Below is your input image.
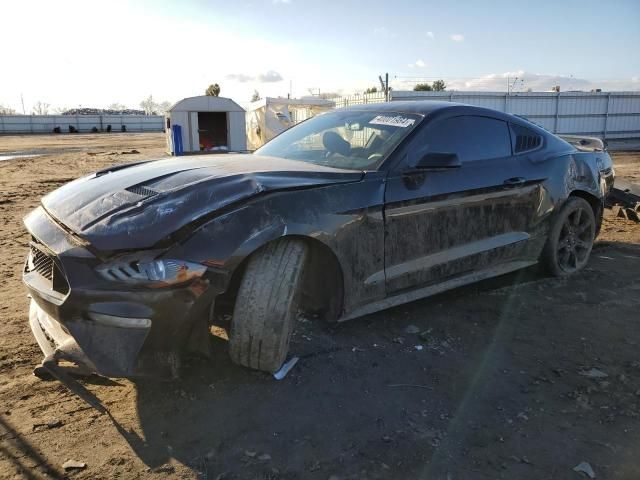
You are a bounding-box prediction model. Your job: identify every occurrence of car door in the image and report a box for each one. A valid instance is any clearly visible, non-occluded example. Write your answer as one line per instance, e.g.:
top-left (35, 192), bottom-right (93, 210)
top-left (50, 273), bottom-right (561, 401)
top-left (383, 114), bottom-right (543, 294)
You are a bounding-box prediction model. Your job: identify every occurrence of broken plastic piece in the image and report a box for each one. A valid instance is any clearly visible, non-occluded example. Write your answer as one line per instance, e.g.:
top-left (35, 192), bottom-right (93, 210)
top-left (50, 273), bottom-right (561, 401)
top-left (573, 461), bottom-right (596, 478)
top-left (62, 459), bottom-right (87, 470)
top-left (273, 356), bottom-right (299, 380)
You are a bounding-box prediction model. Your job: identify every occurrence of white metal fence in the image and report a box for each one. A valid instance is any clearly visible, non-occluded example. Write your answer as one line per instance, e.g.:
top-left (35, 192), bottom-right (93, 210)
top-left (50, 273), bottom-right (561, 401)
top-left (0, 114), bottom-right (164, 134)
top-left (330, 91), bottom-right (640, 140)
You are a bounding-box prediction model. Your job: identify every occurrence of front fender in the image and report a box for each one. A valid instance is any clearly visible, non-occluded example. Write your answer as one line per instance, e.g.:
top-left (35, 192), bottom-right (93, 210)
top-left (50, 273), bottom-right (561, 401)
top-left (165, 177), bottom-right (386, 314)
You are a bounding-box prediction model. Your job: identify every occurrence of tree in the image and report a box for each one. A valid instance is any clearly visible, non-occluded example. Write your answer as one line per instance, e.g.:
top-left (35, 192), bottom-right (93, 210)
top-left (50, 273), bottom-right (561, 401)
top-left (140, 95), bottom-right (158, 115)
top-left (413, 83), bottom-right (433, 92)
top-left (31, 101), bottom-right (50, 115)
top-left (364, 87), bottom-right (378, 94)
top-left (318, 92), bottom-right (339, 100)
top-left (251, 90), bottom-right (261, 102)
top-left (107, 102), bottom-right (127, 111)
top-left (157, 101), bottom-right (172, 114)
top-left (51, 106), bottom-right (70, 114)
top-left (432, 79), bottom-right (446, 91)
top-left (206, 83), bottom-right (221, 96)
top-left (0, 104), bottom-right (17, 115)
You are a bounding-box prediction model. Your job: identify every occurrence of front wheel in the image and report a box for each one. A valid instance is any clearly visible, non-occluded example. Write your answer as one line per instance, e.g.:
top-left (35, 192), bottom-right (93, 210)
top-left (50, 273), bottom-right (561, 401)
top-left (228, 238), bottom-right (308, 373)
top-left (540, 197), bottom-right (596, 276)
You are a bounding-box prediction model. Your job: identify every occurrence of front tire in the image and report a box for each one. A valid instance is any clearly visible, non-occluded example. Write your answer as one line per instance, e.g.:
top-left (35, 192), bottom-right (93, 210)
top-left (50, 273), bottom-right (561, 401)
top-left (228, 238), bottom-right (308, 372)
top-left (540, 197), bottom-right (596, 276)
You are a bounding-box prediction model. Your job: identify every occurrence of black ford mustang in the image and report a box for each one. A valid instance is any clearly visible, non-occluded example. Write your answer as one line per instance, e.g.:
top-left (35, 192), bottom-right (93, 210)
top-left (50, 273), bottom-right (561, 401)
top-left (23, 101), bottom-right (614, 378)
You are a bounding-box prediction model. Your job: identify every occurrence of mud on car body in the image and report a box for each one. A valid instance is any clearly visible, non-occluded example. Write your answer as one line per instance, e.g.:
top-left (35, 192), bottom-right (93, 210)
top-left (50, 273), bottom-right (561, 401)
top-left (23, 102), bottom-right (614, 378)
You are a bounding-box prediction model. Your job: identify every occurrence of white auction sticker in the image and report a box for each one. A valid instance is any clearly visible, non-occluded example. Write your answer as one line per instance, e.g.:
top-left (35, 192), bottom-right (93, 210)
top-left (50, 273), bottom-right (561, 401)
top-left (369, 115), bottom-right (416, 128)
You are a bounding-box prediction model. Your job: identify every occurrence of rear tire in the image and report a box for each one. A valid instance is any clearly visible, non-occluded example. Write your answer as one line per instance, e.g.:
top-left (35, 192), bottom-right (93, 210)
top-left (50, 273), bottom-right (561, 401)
top-left (228, 238), bottom-right (308, 372)
top-left (540, 197), bottom-right (596, 277)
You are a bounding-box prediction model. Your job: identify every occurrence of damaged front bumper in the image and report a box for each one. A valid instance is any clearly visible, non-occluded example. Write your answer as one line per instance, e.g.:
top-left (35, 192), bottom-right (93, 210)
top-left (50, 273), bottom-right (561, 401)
top-left (23, 207), bottom-right (229, 378)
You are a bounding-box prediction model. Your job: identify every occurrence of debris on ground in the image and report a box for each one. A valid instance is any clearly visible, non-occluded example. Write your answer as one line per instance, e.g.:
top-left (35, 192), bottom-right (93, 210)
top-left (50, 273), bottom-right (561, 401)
top-left (387, 383), bottom-right (432, 390)
top-left (273, 357), bottom-right (299, 380)
top-left (607, 179), bottom-right (640, 223)
top-left (405, 325), bottom-right (420, 334)
top-left (32, 418), bottom-right (62, 431)
top-left (615, 206), bottom-right (640, 222)
top-left (579, 368), bottom-right (609, 378)
top-left (573, 461), bottom-right (596, 478)
top-left (62, 459), bottom-right (87, 470)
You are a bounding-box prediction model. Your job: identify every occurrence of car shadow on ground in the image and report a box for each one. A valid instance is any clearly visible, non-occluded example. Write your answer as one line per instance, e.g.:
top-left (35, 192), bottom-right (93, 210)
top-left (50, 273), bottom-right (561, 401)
top-left (97, 241), bottom-right (640, 479)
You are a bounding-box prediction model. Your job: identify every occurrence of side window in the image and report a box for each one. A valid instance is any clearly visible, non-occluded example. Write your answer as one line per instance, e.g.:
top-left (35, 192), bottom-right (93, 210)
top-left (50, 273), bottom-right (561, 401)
top-left (422, 116), bottom-right (512, 162)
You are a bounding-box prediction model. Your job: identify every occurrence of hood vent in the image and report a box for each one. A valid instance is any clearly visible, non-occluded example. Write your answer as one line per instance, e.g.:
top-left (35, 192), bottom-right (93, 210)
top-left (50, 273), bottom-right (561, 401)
top-left (125, 185), bottom-right (159, 198)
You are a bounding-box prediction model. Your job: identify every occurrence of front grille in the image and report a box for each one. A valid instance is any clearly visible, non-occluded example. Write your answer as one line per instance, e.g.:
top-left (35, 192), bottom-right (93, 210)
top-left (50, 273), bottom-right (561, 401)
top-left (27, 242), bottom-right (70, 295)
top-left (30, 244), bottom-right (54, 280)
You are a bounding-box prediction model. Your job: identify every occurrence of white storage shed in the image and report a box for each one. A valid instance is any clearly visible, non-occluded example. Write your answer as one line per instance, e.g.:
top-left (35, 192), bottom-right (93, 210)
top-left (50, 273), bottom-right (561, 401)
top-left (165, 96), bottom-right (247, 155)
top-left (245, 97), bottom-right (335, 150)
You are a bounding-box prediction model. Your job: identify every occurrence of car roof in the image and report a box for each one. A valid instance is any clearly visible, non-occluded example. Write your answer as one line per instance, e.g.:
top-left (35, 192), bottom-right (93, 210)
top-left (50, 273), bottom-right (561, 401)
top-left (341, 100), bottom-right (522, 124)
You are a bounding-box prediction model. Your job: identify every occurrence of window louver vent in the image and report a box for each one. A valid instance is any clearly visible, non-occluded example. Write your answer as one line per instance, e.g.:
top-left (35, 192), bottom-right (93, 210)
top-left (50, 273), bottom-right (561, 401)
top-left (515, 134), bottom-right (542, 153)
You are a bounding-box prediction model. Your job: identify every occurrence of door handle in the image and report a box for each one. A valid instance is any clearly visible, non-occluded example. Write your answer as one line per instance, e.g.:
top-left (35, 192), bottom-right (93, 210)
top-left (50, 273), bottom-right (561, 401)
top-left (503, 177), bottom-right (526, 186)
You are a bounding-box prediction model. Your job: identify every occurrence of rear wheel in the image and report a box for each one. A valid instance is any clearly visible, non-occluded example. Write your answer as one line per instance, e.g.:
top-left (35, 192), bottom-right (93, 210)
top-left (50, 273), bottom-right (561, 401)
top-left (540, 197), bottom-right (596, 276)
top-left (228, 238), bottom-right (308, 372)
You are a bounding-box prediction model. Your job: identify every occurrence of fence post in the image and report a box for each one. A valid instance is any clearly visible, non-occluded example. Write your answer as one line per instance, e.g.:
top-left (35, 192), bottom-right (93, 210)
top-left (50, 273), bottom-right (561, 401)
top-left (553, 93), bottom-right (560, 134)
top-left (603, 93), bottom-right (611, 140)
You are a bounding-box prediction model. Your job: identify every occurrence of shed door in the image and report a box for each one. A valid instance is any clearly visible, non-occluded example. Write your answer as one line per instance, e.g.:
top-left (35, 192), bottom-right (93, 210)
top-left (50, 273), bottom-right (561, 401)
top-left (197, 112), bottom-right (228, 151)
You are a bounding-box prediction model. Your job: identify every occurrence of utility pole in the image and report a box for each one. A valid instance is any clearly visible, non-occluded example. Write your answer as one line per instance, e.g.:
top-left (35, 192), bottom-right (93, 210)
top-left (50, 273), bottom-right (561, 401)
top-left (20, 94), bottom-right (25, 114)
top-left (378, 73), bottom-right (390, 102)
top-left (385, 72), bottom-right (389, 102)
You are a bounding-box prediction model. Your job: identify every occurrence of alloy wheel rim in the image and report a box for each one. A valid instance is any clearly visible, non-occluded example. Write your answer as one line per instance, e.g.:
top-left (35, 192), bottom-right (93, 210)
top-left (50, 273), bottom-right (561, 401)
top-left (557, 207), bottom-right (593, 272)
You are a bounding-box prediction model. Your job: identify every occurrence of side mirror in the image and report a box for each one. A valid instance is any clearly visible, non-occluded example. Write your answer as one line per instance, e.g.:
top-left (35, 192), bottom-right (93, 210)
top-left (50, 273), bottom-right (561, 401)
top-left (415, 152), bottom-right (461, 169)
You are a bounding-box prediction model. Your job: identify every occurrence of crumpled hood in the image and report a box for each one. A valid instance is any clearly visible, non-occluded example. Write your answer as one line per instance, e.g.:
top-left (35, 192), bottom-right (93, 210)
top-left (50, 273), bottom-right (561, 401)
top-left (42, 154), bottom-right (363, 251)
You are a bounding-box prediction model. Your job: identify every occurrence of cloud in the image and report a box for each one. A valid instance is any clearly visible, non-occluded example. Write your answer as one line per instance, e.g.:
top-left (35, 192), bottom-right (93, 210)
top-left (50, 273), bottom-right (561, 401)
top-left (390, 70), bottom-right (640, 93)
top-left (256, 70), bottom-right (284, 82)
top-left (225, 73), bottom-right (254, 83)
top-left (272, 0), bottom-right (291, 3)
top-left (426, 31), bottom-right (434, 39)
top-left (226, 70), bottom-right (283, 83)
top-left (408, 59), bottom-right (427, 68)
top-left (450, 34), bottom-right (464, 42)
top-left (445, 70), bottom-right (639, 92)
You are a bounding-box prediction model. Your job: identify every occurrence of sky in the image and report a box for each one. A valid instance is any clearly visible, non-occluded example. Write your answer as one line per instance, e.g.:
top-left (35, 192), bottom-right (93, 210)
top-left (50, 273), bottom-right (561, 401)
top-left (1, 0), bottom-right (639, 113)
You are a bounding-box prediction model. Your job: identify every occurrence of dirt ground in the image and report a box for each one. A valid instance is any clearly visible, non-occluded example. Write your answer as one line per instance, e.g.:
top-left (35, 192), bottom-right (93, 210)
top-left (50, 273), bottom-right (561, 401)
top-left (1, 133), bottom-right (639, 480)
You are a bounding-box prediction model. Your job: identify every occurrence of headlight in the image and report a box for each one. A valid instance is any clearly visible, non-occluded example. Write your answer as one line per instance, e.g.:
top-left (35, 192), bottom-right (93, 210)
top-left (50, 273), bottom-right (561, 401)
top-left (97, 254), bottom-right (207, 287)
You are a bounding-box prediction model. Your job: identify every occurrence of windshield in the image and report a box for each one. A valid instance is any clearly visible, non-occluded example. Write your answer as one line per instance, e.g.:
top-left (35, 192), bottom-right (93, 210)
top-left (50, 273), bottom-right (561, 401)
top-left (255, 110), bottom-right (422, 170)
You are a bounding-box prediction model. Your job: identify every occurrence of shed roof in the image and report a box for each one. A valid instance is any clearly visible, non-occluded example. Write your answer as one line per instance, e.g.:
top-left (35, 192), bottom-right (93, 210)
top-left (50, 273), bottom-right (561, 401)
top-left (169, 96), bottom-right (245, 113)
